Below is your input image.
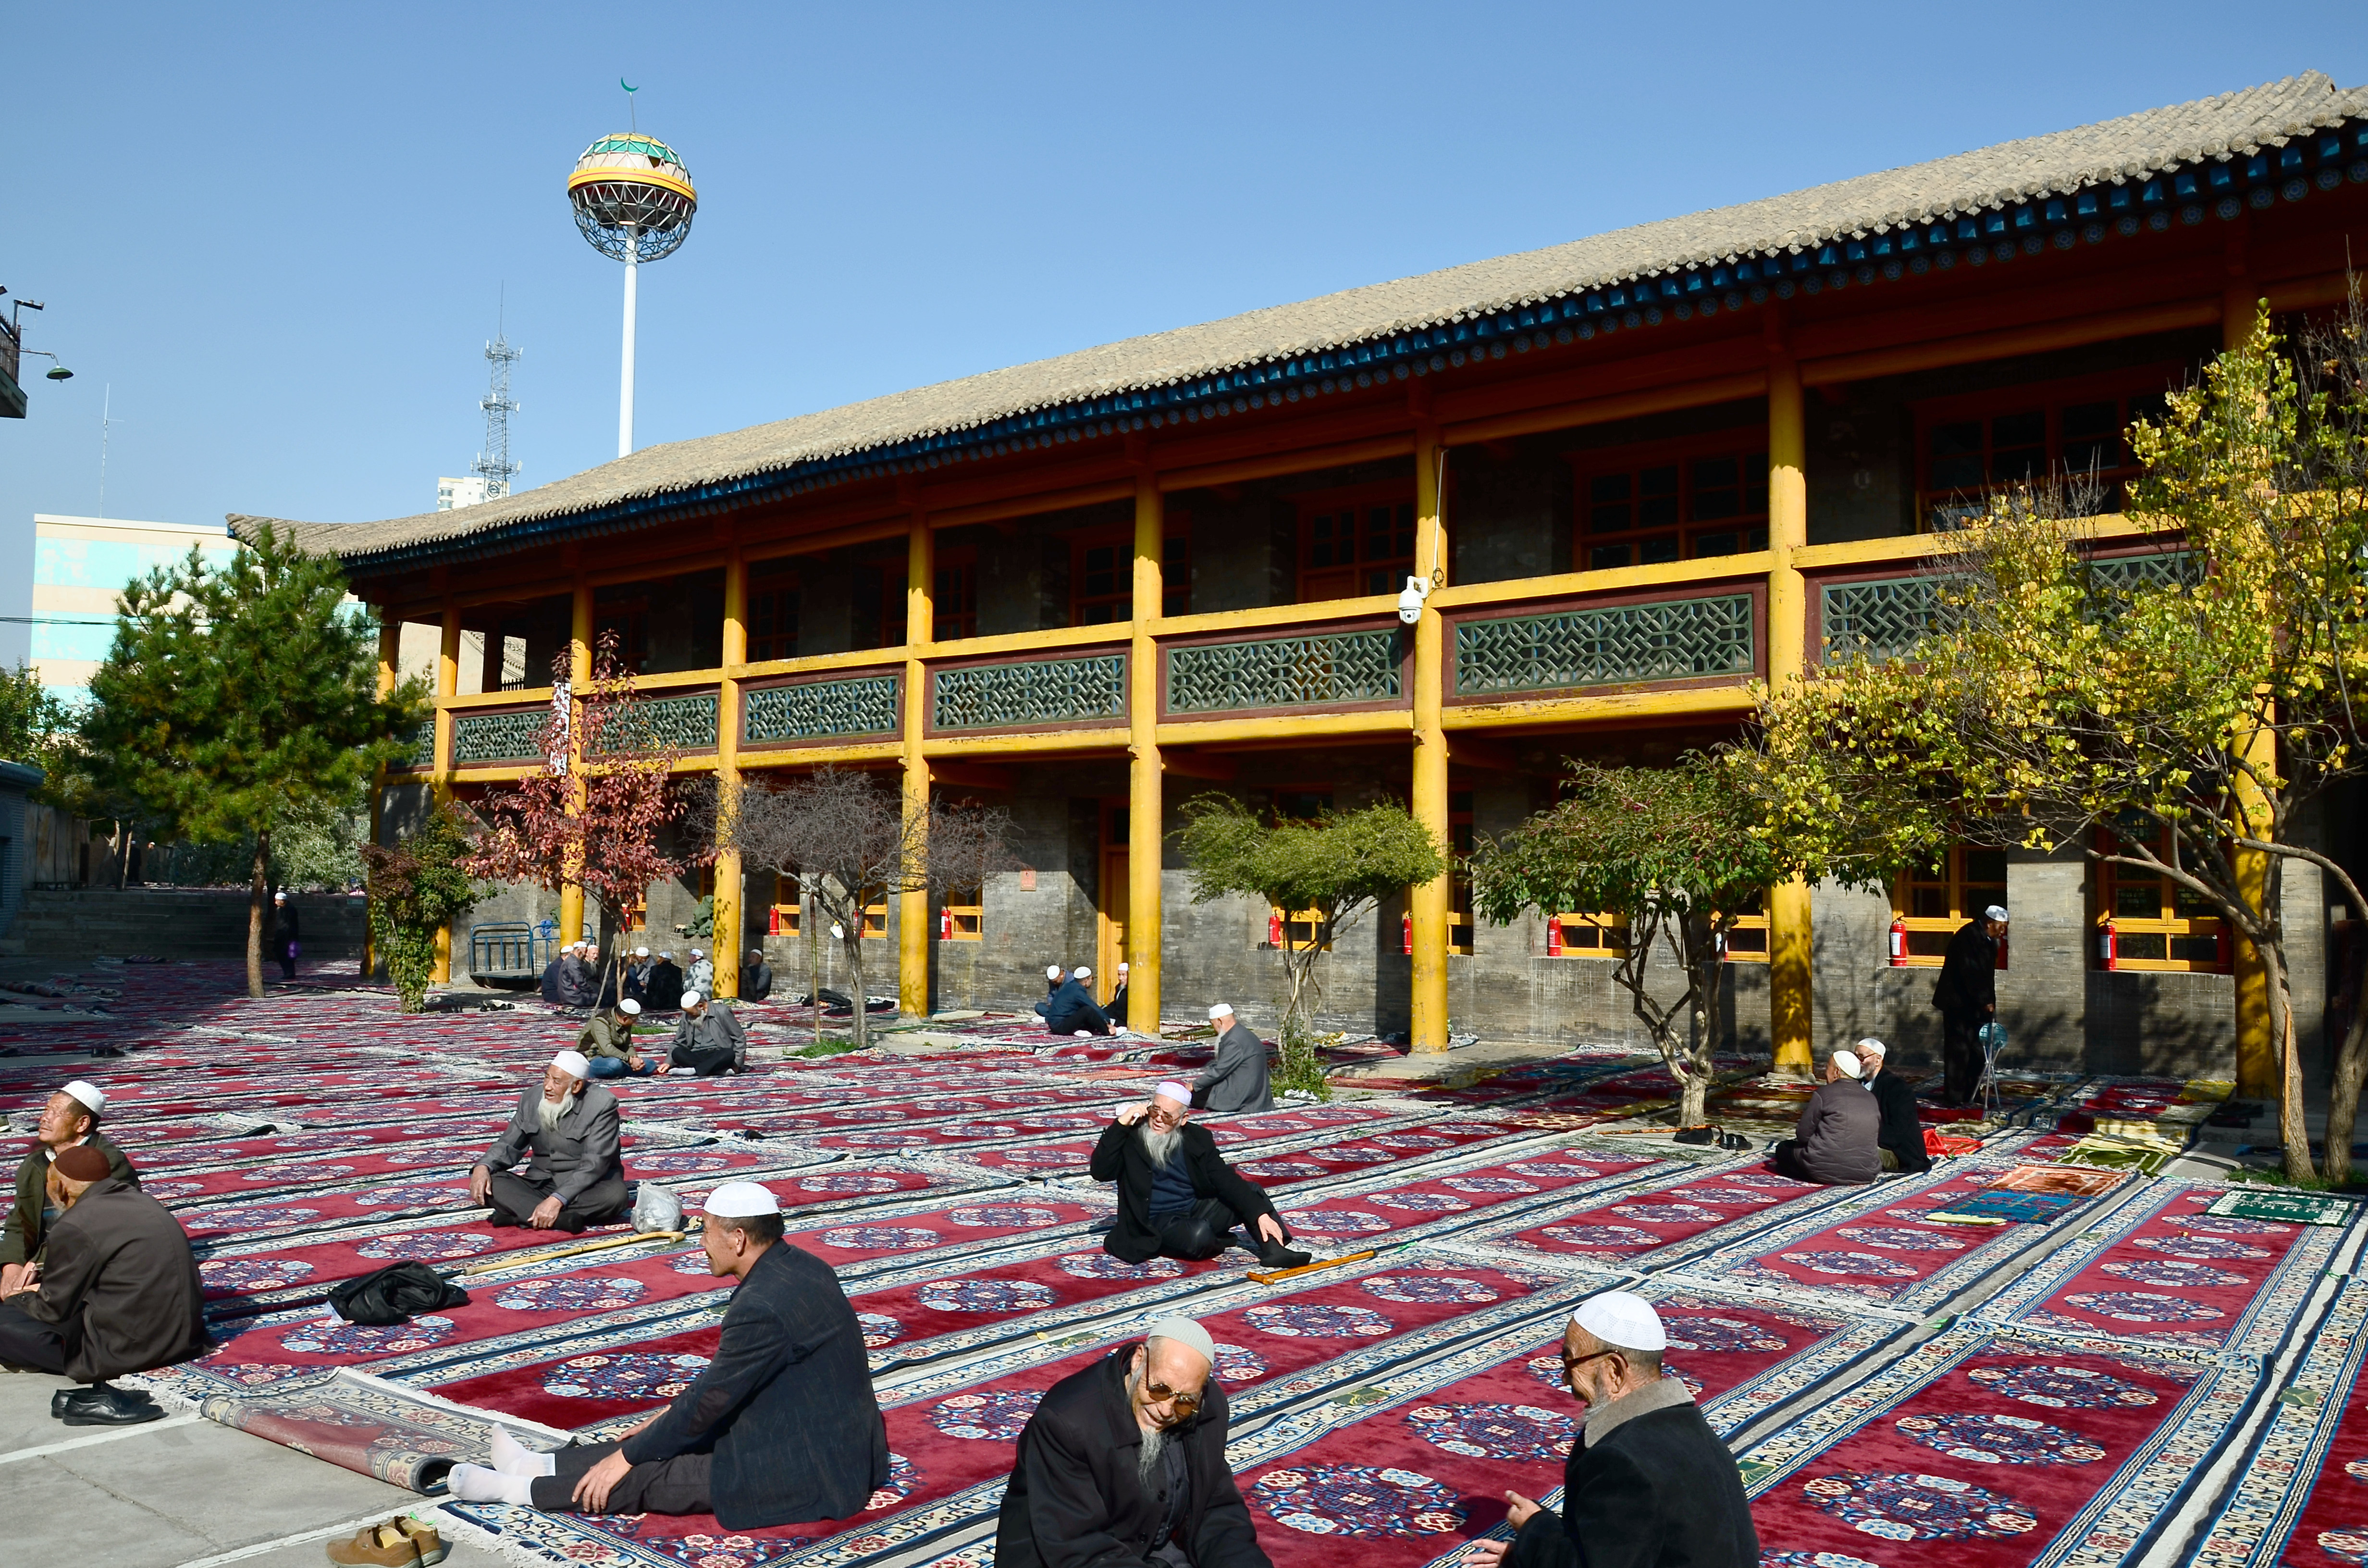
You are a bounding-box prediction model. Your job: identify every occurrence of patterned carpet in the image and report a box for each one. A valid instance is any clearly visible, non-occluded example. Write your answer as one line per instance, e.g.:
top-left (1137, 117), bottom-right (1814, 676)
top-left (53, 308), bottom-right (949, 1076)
top-left (0, 959), bottom-right (2352, 1568)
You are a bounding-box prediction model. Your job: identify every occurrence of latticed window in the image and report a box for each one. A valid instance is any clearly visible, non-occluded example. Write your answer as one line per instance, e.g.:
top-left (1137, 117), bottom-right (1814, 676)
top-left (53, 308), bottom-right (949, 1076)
top-left (1298, 488), bottom-right (1418, 601)
top-left (1575, 444), bottom-right (1766, 570)
top-left (1917, 373), bottom-right (2173, 531)
top-left (1892, 846), bottom-right (2009, 966)
top-left (1073, 532), bottom-right (1188, 625)
top-left (2094, 825), bottom-right (2227, 971)
top-left (748, 565), bottom-right (799, 662)
top-left (871, 552), bottom-right (978, 647)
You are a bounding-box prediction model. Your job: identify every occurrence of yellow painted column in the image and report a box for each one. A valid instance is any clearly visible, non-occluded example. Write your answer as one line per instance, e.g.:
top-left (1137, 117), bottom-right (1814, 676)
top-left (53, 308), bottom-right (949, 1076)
top-left (1765, 354), bottom-right (1815, 1074)
top-left (899, 514), bottom-right (934, 1017)
top-left (431, 610), bottom-right (460, 982)
top-left (1410, 426), bottom-right (1452, 1054)
top-left (2224, 285), bottom-right (2277, 1096)
top-left (559, 583), bottom-right (592, 945)
top-left (364, 618), bottom-right (398, 982)
top-left (713, 554), bottom-right (746, 1000)
top-left (1128, 474), bottom-right (1165, 1036)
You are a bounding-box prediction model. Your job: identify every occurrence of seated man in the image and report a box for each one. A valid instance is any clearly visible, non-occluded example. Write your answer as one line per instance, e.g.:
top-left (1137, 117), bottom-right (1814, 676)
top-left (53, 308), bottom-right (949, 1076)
top-left (623, 946), bottom-right (655, 1004)
top-left (1040, 967), bottom-right (1110, 1037)
top-left (1475, 1291), bottom-right (1759, 1568)
top-left (448, 1181), bottom-right (889, 1526)
top-left (1030, 963), bottom-right (1065, 1019)
top-left (1768, 1049), bottom-right (1880, 1185)
top-left (1, 1080), bottom-right (136, 1298)
top-left (1091, 1082), bottom-right (1308, 1270)
top-left (644, 950), bottom-right (686, 1013)
top-left (1193, 1004), bottom-right (1272, 1113)
top-left (669, 992), bottom-right (748, 1077)
top-left (0, 1143), bottom-right (209, 1426)
top-left (688, 948), bottom-right (715, 995)
top-left (559, 942), bottom-right (604, 1009)
top-left (469, 1051), bottom-right (629, 1231)
top-left (578, 998), bottom-right (665, 1079)
top-left (538, 947), bottom-right (568, 1004)
top-left (998, 1315), bottom-right (1270, 1568)
top-left (1855, 1038), bottom-right (1930, 1174)
top-left (1104, 962), bottom-right (1129, 1029)
top-left (741, 948), bottom-right (775, 1002)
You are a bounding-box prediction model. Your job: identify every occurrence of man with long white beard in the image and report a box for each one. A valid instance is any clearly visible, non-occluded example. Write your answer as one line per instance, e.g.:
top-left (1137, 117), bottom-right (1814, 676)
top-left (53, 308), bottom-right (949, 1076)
top-left (468, 1051), bottom-right (629, 1232)
top-left (997, 1315), bottom-right (1271, 1568)
top-left (1089, 1082), bottom-right (1308, 1269)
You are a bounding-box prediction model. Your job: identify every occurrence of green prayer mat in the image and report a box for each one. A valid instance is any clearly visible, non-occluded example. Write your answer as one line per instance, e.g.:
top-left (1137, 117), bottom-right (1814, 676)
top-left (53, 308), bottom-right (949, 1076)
top-left (2206, 1188), bottom-right (2358, 1226)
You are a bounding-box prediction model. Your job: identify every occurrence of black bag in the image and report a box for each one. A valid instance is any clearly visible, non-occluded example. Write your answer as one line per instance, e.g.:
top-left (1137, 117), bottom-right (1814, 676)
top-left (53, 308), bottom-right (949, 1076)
top-left (326, 1262), bottom-right (471, 1326)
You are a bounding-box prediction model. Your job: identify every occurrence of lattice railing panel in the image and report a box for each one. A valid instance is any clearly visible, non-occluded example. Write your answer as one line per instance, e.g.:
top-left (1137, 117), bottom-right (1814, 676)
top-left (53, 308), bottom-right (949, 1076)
top-left (1820, 576), bottom-right (1962, 663)
top-left (398, 722), bottom-right (437, 771)
top-left (593, 693), bottom-right (718, 754)
top-left (1167, 630), bottom-right (1400, 713)
top-left (934, 655), bottom-right (1126, 730)
top-left (2087, 551), bottom-right (2201, 594)
top-left (1455, 595), bottom-right (1754, 693)
top-left (744, 676), bottom-right (899, 743)
top-left (451, 710), bottom-right (545, 766)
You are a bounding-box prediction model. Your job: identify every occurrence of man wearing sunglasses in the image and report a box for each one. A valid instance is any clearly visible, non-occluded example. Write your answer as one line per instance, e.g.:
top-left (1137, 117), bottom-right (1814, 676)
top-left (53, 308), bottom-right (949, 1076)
top-left (1470, 1291), bottom-right (1757, 1568)
top-left (998, 1314), bottom-right (1270, 1568)
top-left (1090, 1082), bottom-right (1308, 1270)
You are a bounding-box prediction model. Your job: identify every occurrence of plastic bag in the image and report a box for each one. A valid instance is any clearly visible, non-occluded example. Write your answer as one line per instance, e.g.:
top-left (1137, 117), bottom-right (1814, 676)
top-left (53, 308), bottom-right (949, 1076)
top-left (633, 1182), bottom-right (685, 1235)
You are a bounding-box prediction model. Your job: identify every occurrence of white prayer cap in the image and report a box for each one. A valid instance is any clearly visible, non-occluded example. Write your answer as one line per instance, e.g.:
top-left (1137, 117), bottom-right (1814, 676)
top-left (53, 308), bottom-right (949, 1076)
top-left (1855, 1037), bottom-right (1887, 1057)
top-left (681, 991), bottom-right (705, 1009)
top-left (660, 950), bottom-right (676, 959)
top-left (1118, 962), bottom-right (1129, 973)
top-left (1047, 965), bottom-right (1064, 980)
top-left (1143, 1314), bottom-right (1217, 1365)
top-left (273, 890), bottom-right (287, 901)
top-left (1570, 1289), bottom-right (1667, 1353)
top-left (1985, 905), bottom-right (2010, 922)
top-left (617, 998), bottom-right (642, 1017)
top-left (1073, 966), bottom-right (1092, 980)
top-left (551, 1050), bottom-right (591, 1079)
top-left (635, 946), bottom-right (650, 957)
top-left (691, 948), bottom-right (705, 958)
top-left (703, 1181), bottom-right (780, 1217)
top-left (59, 1080), bottom-right (106, 1115)
top-left (1831, 1049), bottom-right (1863, 1080)
top-left (1208, 1003), bottom-right (1233, 1020)
top-left (1152, 1080), bottom-right (1192, 1104)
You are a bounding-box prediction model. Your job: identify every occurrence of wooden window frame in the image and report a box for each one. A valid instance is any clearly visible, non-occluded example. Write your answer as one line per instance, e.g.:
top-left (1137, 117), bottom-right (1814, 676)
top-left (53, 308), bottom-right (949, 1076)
top-left (592, 596), bottom-right (651, 674)
top-left (2094, 826), bottom-right (2229, 973)
top-left (1913, 365), bottom-right (2181, 533)
top-left (770, 872), bottom-right (802, 937)
top-left (1071, 527), bottom-right (1188, 626)
top-left (1891, 845), bottom-right (2010, 968)
top-left (1294, 484), bottom-right (1419, 604)
top-left (1569, 436), bottom-right (1768, 572)
top-left (747, 566), bottom-right (801, 663)
top-left (1723, 896), bottom-right (1769, 964)
top-left (1550, 911), bottom-right (1629, 958)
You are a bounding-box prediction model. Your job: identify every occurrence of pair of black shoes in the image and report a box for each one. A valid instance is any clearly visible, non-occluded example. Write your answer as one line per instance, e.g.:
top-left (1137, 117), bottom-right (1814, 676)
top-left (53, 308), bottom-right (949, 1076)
top-left (1235, 1231), bottom-right (1312, 1270)
top-left (53, 1382), bottom-right (162, 1426)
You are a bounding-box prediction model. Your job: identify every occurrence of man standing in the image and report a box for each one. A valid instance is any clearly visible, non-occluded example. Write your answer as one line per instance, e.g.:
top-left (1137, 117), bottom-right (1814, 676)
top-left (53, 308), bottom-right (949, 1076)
top-left (742, 948), bottom-right (775, 1002)
top-left (1193, 1004), bottom-right (1272, 1113)
top-left (1855, 1039), bottom-right (1929, 1174)
top-left (1933, 905), bottom-right (2007, 1106)
top-left (579, 998), bottom-right (665, 1079)
top-left (271, 890), bottom-right (302, 981)
top-left (447, 1182), bottom-right (888, 1525)
top-left (0, 1142), bottom-right (209, 1427)
top-left (0, 1082), bottom-right (136, 1298)
top-left (669, 992), bottom-right (749, 1077)
top-left (644, 950), bottom-right (686, 1013)
top-left (1473, 1291), bottom-right (1758, 1568)
top-left (1091, 1082), bottom-right (1308, 1269)
top-left (469, 1052), bottom-right (629, 1231)
top-left (998, 1315), bottom-right (1270, 1568)
top-left (1768, 1050), bottom-right (1880, 1185)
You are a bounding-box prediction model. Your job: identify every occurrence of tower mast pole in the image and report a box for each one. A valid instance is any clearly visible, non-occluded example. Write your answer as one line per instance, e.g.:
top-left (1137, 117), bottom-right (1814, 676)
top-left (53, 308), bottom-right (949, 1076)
top-left (618, 226), bottom-right (638, 457)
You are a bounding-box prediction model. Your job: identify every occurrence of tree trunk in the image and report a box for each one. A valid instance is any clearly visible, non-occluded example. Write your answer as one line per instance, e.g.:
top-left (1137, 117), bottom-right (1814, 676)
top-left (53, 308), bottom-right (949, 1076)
top-left (2321, 999), bottom-right (2368, 1185)
top-left (2268, 943), bottom-right (2314, 1182)
top-left (844, 930), bottom-right (869, 1051)
top-left (246, 832), bottom-right (271, 1000)
top-left (1677, 1068), bottom-right (1709, 1126)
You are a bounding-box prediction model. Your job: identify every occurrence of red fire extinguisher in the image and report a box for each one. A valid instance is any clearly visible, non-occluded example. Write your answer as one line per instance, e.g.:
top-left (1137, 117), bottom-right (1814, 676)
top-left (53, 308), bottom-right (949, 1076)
top-left (1888, 918), bottom-right (1907, 967)
top-left (1402, 913), bottom-right (1414, 956)
top-left (2100, 919), bottom-right (2119, 970)
top-left (939, 907), bottom-right (953, 940)
top-left (766, 906), bottom-right (782, 936)
top-left (1268, 911), bottom-right (1283, 948)
top-left (1546, 917), bottom-right (1564, 957)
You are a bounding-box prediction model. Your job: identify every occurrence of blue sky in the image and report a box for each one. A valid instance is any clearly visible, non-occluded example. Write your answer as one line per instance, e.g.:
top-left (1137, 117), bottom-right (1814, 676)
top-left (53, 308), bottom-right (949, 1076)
top-left (4, 3), bottom-right (2365, 665)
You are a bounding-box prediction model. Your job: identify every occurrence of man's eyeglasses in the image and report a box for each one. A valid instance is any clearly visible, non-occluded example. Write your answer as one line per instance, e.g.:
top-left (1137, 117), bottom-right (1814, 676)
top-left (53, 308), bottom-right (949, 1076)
top-left (1145, 1104), bottom-right (1184, 1129)
top-left (1560, 1348), bottom-right (1622, 1379)
top-left (1140, 1378), bottom-right (1202, 1414)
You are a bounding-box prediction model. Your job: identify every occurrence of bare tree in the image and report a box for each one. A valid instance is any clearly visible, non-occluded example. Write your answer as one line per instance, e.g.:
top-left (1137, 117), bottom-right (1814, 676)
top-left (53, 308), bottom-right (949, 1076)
top-left (693, 767), bottom-right (1015, 1049)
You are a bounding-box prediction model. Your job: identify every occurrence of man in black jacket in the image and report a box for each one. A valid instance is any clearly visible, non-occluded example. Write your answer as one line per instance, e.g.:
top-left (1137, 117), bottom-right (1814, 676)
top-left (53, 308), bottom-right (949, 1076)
top-left (998, 1315), bottom-right (1271, 1568)
top-left (271, 891), bottom-right (301, 980)
top-left (1474, 1290), bottom-right (1758, 1568)
top-left (742, 948), bottom-right (775, 1002)
top-left (1090, 1083), bottom-right (1307, 1269)
top-left (644, 950), bottom-right (686, 1013)
top-left (447, 1181), bottom-right (889, 1527)
top-left (1855, 1038), bottom-right (1930, 1174)
top-left (1038, 967), bottom-right (1110, 1036)
top-left (1932, 905), bottom-right (2007, 1105)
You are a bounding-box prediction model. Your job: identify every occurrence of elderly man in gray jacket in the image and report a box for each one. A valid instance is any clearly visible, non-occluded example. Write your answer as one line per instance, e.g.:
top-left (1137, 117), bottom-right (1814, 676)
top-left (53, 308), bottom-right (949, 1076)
top-left (669, 992), bottom-right (749, 1077)
top-left (469, 1050), bottom-right (630, 1231)
top-left (1193, 1004), bottom-right (1273, 1113)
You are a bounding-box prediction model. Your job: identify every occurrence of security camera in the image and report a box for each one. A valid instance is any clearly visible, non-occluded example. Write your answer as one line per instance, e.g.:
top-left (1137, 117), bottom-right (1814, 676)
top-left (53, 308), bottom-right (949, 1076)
top-left (1396, 575), bottom-right (1431, 625)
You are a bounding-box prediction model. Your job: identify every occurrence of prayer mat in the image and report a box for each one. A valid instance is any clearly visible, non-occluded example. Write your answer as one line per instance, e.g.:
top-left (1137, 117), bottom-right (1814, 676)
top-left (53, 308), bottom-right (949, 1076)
top-left (1445, 1157), bottom-right (1836, 1268)
top-left (1972, 1180), bottom-right (2363, 1358)
top-left (2206, 1188), bottom-right (2359, 1226)
top-left (1934, 1188), bottom-right (2089, 1224)
top-left (180, 1365), bottom-right (572, 1491)
top-left (1732, 1324), bottom-right (2262, 1568)
top-left (1992, 1163), bottom-right (2128, 1197)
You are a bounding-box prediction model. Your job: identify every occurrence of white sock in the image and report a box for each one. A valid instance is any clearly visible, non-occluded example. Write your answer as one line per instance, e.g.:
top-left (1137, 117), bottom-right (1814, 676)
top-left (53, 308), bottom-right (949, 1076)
top-left (489, 1425), bottom-right (556, 1477)
top-left (447, 1463), bottom-right (535, 1505)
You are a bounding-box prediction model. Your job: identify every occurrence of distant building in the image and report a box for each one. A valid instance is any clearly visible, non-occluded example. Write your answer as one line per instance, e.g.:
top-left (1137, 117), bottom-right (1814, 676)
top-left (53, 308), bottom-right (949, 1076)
top-left (437, 476), bottom-right (488, 512)
top-left (30, 514), bottom-right (237, 705)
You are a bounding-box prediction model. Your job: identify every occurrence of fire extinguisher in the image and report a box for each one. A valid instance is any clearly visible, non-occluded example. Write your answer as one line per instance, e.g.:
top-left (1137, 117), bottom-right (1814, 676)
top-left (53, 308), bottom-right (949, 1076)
top-left (2100, 919), bottom-right (2119, 970)
top-left (939, 907), bottom-right (953, 940)
top-left (1547, 917), bottom-right (1564, 957)
top-left (1268, 911), bottom-right (1283, 948)
top-left (1402, 913), bottom-right (1414, 956)
top-left (766, 906), bottom-right (782, 936)
top-left (1888, 918), bottom-right (1907, 967)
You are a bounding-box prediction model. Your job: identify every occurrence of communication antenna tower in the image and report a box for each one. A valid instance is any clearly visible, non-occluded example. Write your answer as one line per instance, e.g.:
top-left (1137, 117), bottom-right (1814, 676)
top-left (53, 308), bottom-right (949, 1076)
top-left (472, 328), bottom-right (523, 500)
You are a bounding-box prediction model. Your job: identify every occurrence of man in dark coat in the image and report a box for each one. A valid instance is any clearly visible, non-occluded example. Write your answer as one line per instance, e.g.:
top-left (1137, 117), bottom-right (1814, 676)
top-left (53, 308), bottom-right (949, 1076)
top-left (271, 891), bottom-right (301, 980)
top-left (1768, 1050), bottom-right (1880, 1185)
top-left (1193, 1003), bottom-right (1273, 1113)
top-left (1475, 1290), bottom-right (1758, 1568)
top-left (1038, 967), bottom-right (1110, 1036)
top-left (0, 1142), bottom-right (209, 1426)
top-left (469, 1052), bottom-right (629, 1230)
top-left (447, 1181), bottom-right (889, 1527)
top-left (558, 943), bottom-right (602, 1008)
top-left (742, 948), bottom-right (775, 1002)
top-left (1090, 1082), bottom-right (1307, 1269)
top-left (0, 1081), bottom-right (137, 1298)
top-left (1104, 962), bottom-right (1129, 1029)
top-left (644, 950), bottom-right (686, 1012)
top-left (1932, 905), bottom-right (2007, 1106)
top-left (1856, 1039), bottom-right (1930, 1174)
top-left (998, 1315), bottom-right (1270, 1568)
top-left (540, 947), bottom-right (568, 1004)
top-left (669, 992), bottom-right (749, 1077)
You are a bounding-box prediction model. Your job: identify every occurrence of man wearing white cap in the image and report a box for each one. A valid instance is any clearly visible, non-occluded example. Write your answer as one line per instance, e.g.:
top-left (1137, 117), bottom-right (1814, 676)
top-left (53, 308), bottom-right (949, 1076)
top-left (1036, 966), bottom-right (1110, 1037)
top-left (622, 945), bottom-right (655, 1004)
top-left (451, 1179), bottom-right (888, 1523)
top-left (1933, 905), bottom-right (2008, 1106)
top-left (667, 991), bottom-right (748, 1077)
top-left (1474, 1291), bottom-right (1757, 1568)
top-left (644, 948), bottom-right (686, 1012)
top-left (1855, 1039), bottom-right (1929, 1174)
top-left (1767, 1049), bottom-right (1880, 1185)
top-left (579, 997), bottom-right (664, 1079)
top-left (1093, 1084), bottom-right (1308, 1270)
top-left (0, 1081), bottom-right (137, 1298)
top-left (1193, 1004), bottom-right (1272, 1113)
top-left (741, 947), bottom-right (775, 1002)
top-left (1104, 961), bottom-right (1130, 1029)
top-left (468, 1052), bottom-right (629, 1231)
top-left (687, 948), bottom-right (715, 995)
top-left (999, 1313), bottom-right (1270, 1568)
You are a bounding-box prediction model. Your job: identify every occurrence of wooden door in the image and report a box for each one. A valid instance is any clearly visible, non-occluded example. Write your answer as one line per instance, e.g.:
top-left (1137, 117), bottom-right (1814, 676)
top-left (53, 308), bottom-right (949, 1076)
top-left (1098, 847), bottom-right (1128, 995)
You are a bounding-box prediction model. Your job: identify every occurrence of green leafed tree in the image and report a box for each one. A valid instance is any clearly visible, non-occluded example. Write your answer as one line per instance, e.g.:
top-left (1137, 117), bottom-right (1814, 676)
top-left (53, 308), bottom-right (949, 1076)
top-left (80, 524), bottom-right (428, 998)
top-left (360, 806), bottom-right (482, 1012)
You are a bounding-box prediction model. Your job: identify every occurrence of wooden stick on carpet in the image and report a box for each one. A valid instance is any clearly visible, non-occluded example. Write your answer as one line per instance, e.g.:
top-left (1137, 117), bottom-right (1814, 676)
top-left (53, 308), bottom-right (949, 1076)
top-left (457, 1228), bottom-right (689, 1276)
top-left (1248, 1248), bottom-right (1379, 1286)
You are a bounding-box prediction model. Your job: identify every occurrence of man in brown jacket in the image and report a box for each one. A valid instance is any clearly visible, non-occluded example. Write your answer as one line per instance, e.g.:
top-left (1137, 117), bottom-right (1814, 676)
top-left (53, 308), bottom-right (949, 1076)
top-left (0, 1143), bottom-right (208, 1424)
top-left (0, 1080), bottom-right (137, 1297)
top-left (1768, 1049), bottom-right (1881, 1185)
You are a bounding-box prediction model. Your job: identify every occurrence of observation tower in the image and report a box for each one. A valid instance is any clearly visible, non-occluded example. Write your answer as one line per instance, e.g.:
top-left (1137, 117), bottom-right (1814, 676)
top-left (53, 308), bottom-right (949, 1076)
top-left (567, 132), bottom-right (696, 457)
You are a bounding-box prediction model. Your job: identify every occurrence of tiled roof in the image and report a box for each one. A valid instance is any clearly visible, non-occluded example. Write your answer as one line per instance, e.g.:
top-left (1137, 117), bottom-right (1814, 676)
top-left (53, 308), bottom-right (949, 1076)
top-left (241, 71), bottom-right (2368, 572)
